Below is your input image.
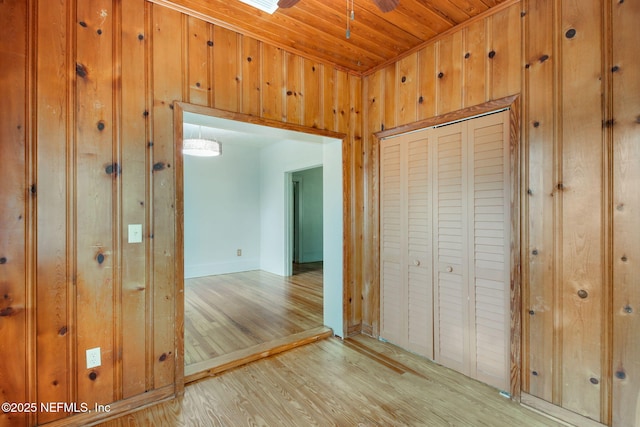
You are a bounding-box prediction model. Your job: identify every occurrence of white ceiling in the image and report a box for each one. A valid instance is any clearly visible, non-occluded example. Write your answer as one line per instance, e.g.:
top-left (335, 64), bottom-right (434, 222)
top-left (183, 111), bottom-right (326, 149)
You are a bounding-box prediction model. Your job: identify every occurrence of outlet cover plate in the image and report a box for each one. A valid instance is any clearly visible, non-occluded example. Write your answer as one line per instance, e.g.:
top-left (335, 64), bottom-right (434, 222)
top-left (86, 347), bottom-right (101, 369)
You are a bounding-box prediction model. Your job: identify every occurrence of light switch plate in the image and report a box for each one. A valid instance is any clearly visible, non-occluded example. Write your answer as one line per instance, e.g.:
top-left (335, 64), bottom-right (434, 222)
top-left (128, 224), bottom-right (143, 243)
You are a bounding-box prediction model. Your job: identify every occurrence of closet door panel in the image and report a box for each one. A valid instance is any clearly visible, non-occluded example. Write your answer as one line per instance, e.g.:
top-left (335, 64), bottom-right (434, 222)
top-left (407, 136), bottom-right (433, 358)
top-left (380, 141), bottom-right (405, 343)
top-left (469, 111), bottom-right (510, 391)
top-left (433, 123), bottom-right (469, 374)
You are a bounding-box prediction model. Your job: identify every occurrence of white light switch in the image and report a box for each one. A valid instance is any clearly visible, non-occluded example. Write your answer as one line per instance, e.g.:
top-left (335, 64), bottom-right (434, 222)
top-left (128, 224), bottom-right (143, 243)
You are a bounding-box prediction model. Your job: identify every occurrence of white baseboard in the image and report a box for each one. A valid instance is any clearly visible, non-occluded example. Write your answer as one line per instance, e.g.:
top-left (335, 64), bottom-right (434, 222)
top-left (184, 258), bottom-right (260, 278)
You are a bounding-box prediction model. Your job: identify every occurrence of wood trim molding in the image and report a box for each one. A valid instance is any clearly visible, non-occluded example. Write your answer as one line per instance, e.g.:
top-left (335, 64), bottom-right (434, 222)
top-left (172, 101), bottom-right (348, 384)
top-left (374, 95), bottom-right (519, 140)
top-left (173, 103), bottom-right (186, 397)
top-left (371, 94), bottom-right (522, 400)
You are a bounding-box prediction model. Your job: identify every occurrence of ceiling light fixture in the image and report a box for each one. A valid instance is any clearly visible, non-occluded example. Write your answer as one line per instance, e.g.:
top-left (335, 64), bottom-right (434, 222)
top-left (183, 127), bottom-right (222, 157)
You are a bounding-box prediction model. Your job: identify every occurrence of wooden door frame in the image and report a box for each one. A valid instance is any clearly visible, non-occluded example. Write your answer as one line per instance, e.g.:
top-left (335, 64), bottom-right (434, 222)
top-left (371, 95), bottom-right (522, 400)
top-left (172, 102), bottom-right (348, 394)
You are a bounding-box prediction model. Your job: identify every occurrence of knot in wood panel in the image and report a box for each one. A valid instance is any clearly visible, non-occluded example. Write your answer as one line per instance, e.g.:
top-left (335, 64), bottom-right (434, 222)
top-left (76, 62), bottom-right (89, 78)
top-left (0, 307), bottom-right (15, 317)
top-left (105, 163), bottom-right (121, 176)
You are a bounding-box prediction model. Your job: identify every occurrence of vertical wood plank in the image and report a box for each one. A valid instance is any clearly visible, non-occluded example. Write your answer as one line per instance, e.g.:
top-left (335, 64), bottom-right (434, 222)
top-left (150, 3), bottom-right (181, 389)
top-left (522, 0), bottom-right (555, 403)
top-left (336, 70), bottom-right (352, 333)
top-left (336, 70), bottom-right (350, 134)
top-left (186, 16), bottom-right (210, 107)
top-left (383, 64), bottom-right (396, 130)
top-left (322, 65), bottom-right (336, 131)
top-left (241, 36), bottom-right (261, 117)
top-left (302, 58), bottom-right (322, 129)
top-left (350, 73), bottom-right (363, 335)
top-left (213, 26), bottom-right (240, 112)
top-left (285, 52), bottom-right (302, 125)
top-left (463, 19), bottom-right (487, 107)
top-left (560, 0), bottom-right (604, 420)
top-left (0, 0), bottom-right (28, 425)
top-left (417, 44), bottom-right (436, 121)
top-left (75, 0), bottom-right (115, 405)
top-left (261, 43), bottom-right (284, 121)
top-left (363, 70), bottom-right (382, 335)
top-left (436, 32), bottom-right (464, 115)
top-left (33, 0), bottom-right (72, 423)
top-left (396, 54), bottom-right (417, 126)
top-left (489, 3), bottom-right (522, 100)
top-left (612, 0), bottom-right (640, 425)
top-left (120, 0), bottom-right (148, 399)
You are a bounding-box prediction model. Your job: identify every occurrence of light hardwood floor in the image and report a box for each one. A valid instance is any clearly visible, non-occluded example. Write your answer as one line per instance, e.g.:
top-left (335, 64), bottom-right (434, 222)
top-left (184, 263), bottom-right (324, 367)
top-left (98, 334), bottom-right (562, 427)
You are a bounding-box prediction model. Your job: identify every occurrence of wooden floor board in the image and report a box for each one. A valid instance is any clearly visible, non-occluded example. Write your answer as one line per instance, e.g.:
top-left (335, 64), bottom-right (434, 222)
top-left (98, 335), bottom-right (562, 427)
top-left (184, 262), bottom-right (324, 366)
top-left (97, 263), bottom-right (563, 426)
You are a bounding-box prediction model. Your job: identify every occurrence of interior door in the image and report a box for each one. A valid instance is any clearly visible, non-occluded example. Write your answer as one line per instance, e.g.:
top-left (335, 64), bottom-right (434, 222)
top-left (380, 132), bottom-right (433, 358)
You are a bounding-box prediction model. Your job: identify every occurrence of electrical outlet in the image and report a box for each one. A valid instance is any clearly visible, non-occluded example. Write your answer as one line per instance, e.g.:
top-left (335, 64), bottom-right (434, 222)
top-left (86, 347), bottom-right (101, 369)
top-left (237, 249), bottom-right (242, 256)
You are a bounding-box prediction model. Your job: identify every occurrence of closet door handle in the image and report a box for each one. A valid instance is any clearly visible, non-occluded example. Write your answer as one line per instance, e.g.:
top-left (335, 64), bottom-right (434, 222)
top-left (413, 260), bottom-right (421, 266)
top-left (446, 266), bottom-right (453, 272)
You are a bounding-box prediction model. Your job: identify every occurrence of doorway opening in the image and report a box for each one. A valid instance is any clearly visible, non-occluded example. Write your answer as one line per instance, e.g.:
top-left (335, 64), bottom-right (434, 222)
top-left (286, 166), bottom-right (323, 275)
top-left (174, 103), bottom-right (346, 383)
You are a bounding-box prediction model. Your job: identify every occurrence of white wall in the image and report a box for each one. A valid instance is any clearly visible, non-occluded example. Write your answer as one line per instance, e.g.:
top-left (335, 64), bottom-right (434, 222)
top-left (183, 142), bottom-right (261, 278)
top-left (292, 167), bottom-right (323, 263)
top-left (322, 140), bottom-right (343, 336)
top-left (259, 139), bottom-right (324, 275)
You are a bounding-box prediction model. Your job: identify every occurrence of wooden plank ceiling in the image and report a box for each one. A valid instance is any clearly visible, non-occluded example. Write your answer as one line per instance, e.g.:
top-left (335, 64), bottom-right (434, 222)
top-left (150, 0), bottom-right (510, 74)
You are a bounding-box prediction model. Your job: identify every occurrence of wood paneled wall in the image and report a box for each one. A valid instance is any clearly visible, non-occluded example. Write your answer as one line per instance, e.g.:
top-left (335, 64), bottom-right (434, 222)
top-left (1, 0), bottom-right (638, 425)
top-left (361, 1), bottom-right (639, 426)
top-left (0, 1), bottom-right (357, 426)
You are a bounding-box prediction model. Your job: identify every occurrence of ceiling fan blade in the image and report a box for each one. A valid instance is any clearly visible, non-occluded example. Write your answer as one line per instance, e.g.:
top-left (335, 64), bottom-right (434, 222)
top-left (372, 0), bottom-right (399, 13)
top-left (278, 0), bottom-right (300, 8)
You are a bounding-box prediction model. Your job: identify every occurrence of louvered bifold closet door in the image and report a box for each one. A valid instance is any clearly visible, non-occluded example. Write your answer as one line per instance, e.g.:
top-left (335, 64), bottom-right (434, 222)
top-left (432, 122), bottom-right (470, 375)
top-left (406, 135), bottom-right (432, 358)
top-left (468, 111), bottom-right (510, 391)
top-left (380, 140), bottom-right (404, 344)
top-left (432, 111), bottom-right (511, 389)
top-left (380, 133), bottom-right (432, 358)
